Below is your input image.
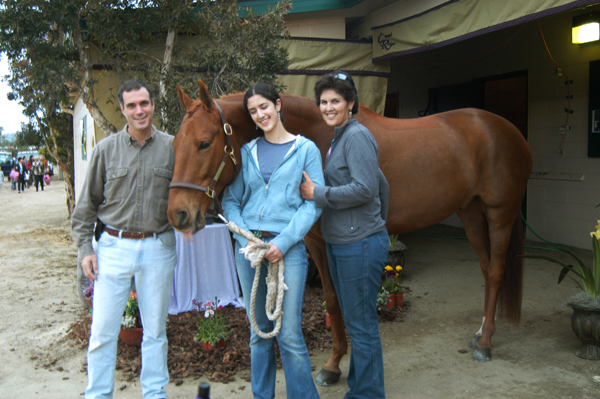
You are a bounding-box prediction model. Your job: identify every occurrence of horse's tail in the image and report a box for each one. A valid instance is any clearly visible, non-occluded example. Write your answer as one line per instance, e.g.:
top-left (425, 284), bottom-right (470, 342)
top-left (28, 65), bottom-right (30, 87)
top-left (498, 216), bottom-right (524, 324)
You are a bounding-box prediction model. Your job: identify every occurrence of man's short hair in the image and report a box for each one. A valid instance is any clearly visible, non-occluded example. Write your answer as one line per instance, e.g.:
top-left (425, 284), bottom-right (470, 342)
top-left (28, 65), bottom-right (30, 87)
top-left (17, 157), bottom-right (22, 161)
top-left (117, 80), bottom-right (155, 106)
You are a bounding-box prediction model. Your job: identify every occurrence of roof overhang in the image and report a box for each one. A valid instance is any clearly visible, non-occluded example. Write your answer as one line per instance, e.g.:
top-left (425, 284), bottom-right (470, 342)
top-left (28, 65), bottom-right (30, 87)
top-left (372, 0), bottom-right (600, 62)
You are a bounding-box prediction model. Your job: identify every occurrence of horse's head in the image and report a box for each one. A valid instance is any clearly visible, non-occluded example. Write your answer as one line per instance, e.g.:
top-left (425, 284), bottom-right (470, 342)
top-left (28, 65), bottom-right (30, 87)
top-left (168, 81), bottom-right (240, 234)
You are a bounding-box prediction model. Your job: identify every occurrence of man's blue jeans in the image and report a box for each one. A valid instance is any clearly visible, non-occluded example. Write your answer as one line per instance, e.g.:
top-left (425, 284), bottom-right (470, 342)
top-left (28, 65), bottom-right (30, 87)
top-left (86, 230), bottom-right (177, 399)
top-left (235, 239), bottom-right (320, 399)
top-left (326, 229), bottom-right (388, 399)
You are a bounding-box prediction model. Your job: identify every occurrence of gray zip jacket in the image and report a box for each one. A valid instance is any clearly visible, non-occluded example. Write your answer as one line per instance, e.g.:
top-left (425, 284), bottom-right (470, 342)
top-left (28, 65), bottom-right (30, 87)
top-left (313, 119), bottom-right (388, 244)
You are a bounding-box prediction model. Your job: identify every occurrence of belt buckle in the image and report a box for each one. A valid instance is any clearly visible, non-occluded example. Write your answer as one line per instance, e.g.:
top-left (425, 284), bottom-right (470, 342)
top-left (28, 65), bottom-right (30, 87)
top-left (253, 230), bottom-right (262, 238)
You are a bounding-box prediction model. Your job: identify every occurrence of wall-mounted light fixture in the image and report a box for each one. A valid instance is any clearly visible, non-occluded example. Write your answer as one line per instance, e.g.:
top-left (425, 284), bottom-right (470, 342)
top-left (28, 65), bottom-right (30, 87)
top-left (572, 12), bottom-right (600, 44)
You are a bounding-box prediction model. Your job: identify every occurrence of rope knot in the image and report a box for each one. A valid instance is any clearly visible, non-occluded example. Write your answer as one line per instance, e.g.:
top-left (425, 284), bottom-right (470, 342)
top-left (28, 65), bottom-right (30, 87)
top-left (225, 220), bottom-right (287, 339)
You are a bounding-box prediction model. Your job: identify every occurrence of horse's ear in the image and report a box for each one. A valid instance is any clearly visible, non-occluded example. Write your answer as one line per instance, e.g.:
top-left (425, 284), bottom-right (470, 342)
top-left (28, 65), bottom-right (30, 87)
top-left (197, 80), bottom-right (213, 110)
top-left (177, 84), bottom-right (195, 112)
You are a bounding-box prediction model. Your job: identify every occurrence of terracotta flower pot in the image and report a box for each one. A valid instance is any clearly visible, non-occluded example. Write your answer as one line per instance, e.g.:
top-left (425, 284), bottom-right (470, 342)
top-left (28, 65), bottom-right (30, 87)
top-left (119, 327), bottom-right (143, 347)
top-left (386, 294), bottom-right (395, 309)
top-left (202, 339), bottom-right (225, 350)
top-left (326, 313), bottom-right (331, 327)
top-left (394, 292), bottom-right (404, 307)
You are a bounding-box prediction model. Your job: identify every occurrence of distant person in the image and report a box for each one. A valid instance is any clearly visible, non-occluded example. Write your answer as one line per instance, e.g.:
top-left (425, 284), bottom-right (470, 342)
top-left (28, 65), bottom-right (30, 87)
top-left (32, 156), bottom-right (44, 191)
top-left (9, 165), bottom-right (19, 191)
top-left (26, 155), bottom-right (33, 187)
top-left (16, 157), bottom-right (25, 193)
top-left (40, 154), bottom-right (49, 175)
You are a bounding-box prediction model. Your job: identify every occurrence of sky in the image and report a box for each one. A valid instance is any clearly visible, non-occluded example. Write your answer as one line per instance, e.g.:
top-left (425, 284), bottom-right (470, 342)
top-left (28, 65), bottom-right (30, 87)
top-left (0, 56), bottom-right (29, 136)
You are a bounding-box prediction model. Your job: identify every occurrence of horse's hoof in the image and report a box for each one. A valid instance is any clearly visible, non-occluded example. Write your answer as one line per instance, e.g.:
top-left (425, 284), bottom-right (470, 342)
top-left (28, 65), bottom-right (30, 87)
top-left (315, 367), bottom-right (342, 387)
top-left (468, 334), bottom-right (481, 349)
top-left (472, 346), bottom-right (492, 362)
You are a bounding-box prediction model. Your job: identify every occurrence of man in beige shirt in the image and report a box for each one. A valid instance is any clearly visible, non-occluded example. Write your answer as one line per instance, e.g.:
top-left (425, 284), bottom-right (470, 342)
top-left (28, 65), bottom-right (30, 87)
top-left (72, 79), bottom-right (176, 399)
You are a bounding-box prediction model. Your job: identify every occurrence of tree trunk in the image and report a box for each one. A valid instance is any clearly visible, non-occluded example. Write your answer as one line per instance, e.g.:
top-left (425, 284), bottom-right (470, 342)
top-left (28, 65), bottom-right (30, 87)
top-left (159, 28), bottom-right (176, 129)
top-left (71, 18), bottom-right (117, 137)
top-left (36, 112), bottom-right (76, 218)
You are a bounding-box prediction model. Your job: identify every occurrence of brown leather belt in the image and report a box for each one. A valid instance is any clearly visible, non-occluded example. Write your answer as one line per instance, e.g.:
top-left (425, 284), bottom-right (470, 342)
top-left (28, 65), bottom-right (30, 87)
top-left (103, 227), bottom-right (156, 239)
top-left (252, 230), bottom-right (276, 238)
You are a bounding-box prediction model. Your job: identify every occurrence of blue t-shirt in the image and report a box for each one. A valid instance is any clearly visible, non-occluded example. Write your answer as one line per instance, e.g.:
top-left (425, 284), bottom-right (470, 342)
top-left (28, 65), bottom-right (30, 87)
top-left (257, 137), bottom-right (294, 183)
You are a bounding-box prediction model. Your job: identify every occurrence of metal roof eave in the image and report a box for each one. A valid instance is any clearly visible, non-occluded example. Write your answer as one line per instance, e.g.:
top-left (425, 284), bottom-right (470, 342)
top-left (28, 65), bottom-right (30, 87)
top-left (237, 0), bottom-right (367, 14)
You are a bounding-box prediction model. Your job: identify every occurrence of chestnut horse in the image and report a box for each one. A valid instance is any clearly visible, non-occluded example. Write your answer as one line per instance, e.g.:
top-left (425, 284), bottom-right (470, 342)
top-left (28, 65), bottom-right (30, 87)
top-left (167, 81), bottom-right (532, 382)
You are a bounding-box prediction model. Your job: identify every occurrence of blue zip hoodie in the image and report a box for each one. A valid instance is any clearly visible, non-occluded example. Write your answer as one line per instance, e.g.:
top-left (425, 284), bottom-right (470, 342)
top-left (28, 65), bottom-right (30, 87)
top-left (222, 135), bottom-right (324, 255)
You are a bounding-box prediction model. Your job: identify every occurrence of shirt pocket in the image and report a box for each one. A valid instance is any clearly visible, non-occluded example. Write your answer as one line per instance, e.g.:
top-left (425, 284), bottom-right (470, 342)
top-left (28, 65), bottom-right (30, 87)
top-left (104, 168), bottom-right (129, 200)
top-left (152, 167), bottom-right (173, 198)
top-left (150, 168), bottom-right (174, 219)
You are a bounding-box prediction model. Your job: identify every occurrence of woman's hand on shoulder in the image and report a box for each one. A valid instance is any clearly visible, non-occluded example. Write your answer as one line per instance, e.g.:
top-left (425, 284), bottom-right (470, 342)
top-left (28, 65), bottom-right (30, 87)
top-left (300, 171), bottom-right (315, 200)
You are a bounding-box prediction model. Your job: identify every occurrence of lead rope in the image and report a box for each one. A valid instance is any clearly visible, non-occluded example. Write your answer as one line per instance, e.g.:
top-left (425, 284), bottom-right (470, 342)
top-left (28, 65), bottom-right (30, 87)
top-left (218, 215), bottom-right (287, 339)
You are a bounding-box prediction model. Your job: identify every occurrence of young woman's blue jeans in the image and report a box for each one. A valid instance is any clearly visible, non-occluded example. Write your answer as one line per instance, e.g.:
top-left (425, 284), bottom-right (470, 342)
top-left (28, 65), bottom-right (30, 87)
top-left (326, 229), bottom-right (389, 399)
top-left (86, 230), bottom-right (177, 399)
top-left (235, 239), bottom-right (320, 399)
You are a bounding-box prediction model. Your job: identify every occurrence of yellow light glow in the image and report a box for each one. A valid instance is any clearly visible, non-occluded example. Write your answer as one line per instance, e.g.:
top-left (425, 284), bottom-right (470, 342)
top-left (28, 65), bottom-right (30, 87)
top-left (572, 22), bottom-right (600, 44)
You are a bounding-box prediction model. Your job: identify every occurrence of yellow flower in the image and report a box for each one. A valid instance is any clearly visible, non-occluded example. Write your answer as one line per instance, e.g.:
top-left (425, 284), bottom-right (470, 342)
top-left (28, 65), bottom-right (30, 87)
top-left (591, 231), bottom-right (600, 240)
top-left (385, 265), bottom-right (393, 271)
top-left (396, 265), bottom-right (402, 271)
top-left (394, 273), bottom-right (399, 279)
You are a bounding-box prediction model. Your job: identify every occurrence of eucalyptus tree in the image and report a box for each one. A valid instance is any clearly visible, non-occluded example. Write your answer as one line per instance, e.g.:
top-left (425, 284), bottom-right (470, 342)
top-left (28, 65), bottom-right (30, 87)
top-left (0, 0), bottom-right (290, 215)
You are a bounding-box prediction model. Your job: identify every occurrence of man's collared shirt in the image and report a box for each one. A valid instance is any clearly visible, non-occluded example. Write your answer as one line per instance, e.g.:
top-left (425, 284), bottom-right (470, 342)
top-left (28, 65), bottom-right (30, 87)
top-left (72, 125), bottom-right (175, 259)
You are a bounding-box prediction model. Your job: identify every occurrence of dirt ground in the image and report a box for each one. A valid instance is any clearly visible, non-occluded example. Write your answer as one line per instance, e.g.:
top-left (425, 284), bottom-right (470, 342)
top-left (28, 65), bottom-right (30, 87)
top-left (1, 178), bottom-right (599, 399)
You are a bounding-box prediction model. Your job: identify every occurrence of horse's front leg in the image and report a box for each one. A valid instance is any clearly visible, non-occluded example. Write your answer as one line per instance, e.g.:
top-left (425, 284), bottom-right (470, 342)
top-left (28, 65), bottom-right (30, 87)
top-left (305, 230), bottom-right (347, 386)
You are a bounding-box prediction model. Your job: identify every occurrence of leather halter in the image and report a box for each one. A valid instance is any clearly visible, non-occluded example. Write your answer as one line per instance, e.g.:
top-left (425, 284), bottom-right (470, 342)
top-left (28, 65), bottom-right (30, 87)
top-left (169, 100), bottom-right (239, 215)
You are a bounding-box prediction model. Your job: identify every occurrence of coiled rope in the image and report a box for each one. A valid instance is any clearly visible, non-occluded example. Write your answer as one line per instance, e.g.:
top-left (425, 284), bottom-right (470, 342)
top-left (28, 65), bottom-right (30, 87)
top-left (218, 215), bottom-right (287, 339)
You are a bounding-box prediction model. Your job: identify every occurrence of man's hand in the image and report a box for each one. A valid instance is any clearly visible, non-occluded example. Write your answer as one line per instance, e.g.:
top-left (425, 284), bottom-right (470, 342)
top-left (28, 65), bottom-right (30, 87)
top-left (300, 171), bottom-right (315, 200)
top-left (82, 254), bottom-right (98, 280)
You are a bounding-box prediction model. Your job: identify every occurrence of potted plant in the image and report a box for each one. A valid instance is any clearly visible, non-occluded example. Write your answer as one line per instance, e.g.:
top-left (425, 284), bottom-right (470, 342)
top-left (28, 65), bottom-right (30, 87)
top-left (192, 297), bottom-right (231, 350)
top-left (119, 290), bottom-right (143, 347)
top-left (377, 287), bottom-right (390, 312)
top-left (387, 234), bottom-right (406, 269)
top-left (522, 224), bottom-right (600, 359)
top-left (383, 265), bottom-right (404, 308)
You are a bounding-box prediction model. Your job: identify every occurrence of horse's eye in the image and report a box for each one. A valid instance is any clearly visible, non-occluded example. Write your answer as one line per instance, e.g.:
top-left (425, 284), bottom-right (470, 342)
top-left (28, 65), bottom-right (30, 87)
top-left (198, 141), bottom-right (211, 151)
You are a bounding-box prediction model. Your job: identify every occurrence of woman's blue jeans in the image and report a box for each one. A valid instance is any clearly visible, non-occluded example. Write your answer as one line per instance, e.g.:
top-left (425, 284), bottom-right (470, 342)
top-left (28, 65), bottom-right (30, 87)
top-left (86, 230), bottom-right (177, 399)
top-left (235, 239), bottom-right (320, 399)
top-left (326, 229), bottom-right (388, 399)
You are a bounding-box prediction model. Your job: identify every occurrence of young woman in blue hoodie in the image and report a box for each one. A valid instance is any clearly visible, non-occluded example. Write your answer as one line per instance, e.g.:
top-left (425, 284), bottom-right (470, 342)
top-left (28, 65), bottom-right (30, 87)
top-left (222, 82), bottom-right (324, 399)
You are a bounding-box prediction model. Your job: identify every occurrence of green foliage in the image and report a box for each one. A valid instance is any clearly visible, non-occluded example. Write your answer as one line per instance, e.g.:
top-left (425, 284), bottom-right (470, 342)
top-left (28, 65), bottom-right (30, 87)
top-left (377, 287), bottom-right (389, 312)
top-left (522, 236), bottom-right (600, 299)
top-left (146, 0), bottom-right (292, 134)
top-left (0, 0), bottom-right (291, 214)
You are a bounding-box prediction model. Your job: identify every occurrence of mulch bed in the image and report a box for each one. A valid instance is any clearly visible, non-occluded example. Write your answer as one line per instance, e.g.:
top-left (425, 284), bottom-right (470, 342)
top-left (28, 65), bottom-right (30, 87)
top-left (65, 286), bottom-right (407, 384)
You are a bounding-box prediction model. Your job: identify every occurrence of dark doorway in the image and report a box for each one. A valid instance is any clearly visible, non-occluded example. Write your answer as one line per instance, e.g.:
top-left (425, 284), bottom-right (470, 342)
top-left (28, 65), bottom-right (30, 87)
top-left (476, 71), bottom-right (528, 139)
top-left (384, 93), bottom-right (399, 118)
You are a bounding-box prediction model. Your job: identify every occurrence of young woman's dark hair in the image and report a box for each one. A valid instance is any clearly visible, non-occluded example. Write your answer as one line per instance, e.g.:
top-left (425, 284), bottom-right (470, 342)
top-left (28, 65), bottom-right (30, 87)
top-left (243, 82), bottom-right (284, 123)
top-left (314, 71), bottom-right (359, 115)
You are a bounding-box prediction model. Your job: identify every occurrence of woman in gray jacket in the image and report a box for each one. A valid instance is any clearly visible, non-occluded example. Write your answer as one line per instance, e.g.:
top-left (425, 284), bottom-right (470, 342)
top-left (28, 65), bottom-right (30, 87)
top-left (301, 71), bottom-right (389, 399)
